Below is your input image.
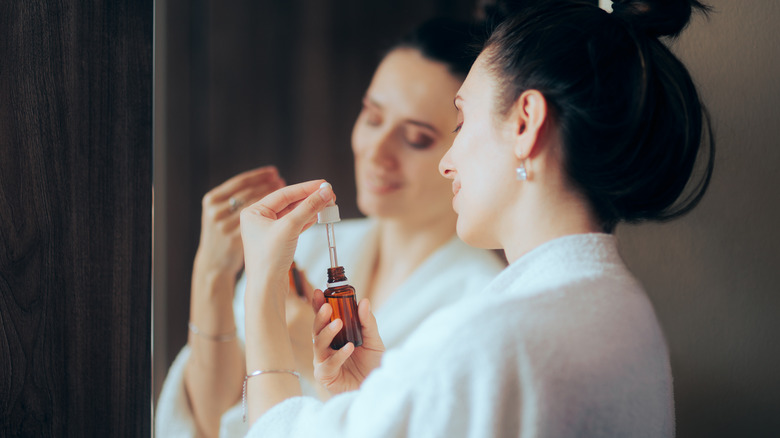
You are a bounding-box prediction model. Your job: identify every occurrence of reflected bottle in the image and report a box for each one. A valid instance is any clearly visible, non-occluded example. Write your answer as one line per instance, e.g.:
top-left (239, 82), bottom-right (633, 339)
top-left (324, 266), bottom-right (362, 349)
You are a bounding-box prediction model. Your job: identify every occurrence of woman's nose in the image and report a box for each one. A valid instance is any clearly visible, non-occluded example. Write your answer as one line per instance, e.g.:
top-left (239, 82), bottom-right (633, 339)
top-left (439, 147), bottom-right (455, 179)
top-left (365, 127), bottom-right (397, 169)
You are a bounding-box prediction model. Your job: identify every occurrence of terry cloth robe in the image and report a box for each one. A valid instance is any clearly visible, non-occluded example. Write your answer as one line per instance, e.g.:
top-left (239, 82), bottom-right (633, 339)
top-left (245, 233), bottom-right (675, 438)
top-left (155, 218), bottom-right (506, 437)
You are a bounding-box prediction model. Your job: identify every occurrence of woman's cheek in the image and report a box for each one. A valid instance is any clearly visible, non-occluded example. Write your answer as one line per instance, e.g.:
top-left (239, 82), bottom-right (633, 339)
top-left (350, 120), bottom-right (365, 155)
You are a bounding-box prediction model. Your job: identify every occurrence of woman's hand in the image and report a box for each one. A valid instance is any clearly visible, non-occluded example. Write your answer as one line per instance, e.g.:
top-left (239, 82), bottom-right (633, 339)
top-left (312, 290), bottom-right (386, 394)
top-left (239, 180), bottom-right (334, 303)
top-left (240, 181), bottom-right (335, 421)
top-left (194, 166), bottom-right (284, 278)
top-left (186, 166), bottom-right (283, 438)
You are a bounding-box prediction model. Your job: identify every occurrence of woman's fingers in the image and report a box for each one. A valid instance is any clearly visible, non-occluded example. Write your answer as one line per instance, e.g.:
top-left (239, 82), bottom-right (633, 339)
top-left (201, 167), bottom-right (285, 226)
top-left (311, 289), bottom-right (326, 314)
top-left (239, 180), bottom-right (336, 282)
top-left (213, 182), bottom-right (285, 220)
top-left (313, 304), bottom-right (344, 361)
top-left (315, 342), bottom-right (355, 385)
top-left (246, 180), bottom-right (329, 220)
top-left (356, 299), bottom-right (385, 351)
top-left (208, 166), bottom-right (280, 202)
top-left (313, 302), bottom-right (331, 333)
top-left (357, 299), bottom-right (379, 338)
top-left (313, 303), bottom-right (334, 345)
top-left (280, 184), bottom-right (336, 233)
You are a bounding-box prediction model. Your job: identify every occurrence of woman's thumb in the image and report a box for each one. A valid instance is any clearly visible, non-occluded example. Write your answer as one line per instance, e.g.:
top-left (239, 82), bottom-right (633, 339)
top-left (288, 182), bottom-right (336, 227)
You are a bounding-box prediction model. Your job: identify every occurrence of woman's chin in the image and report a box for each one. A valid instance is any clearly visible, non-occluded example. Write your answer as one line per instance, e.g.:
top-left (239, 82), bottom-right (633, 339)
top-left (456, 218), bottom-right (494, 249)
top-left (357, 195), bottom-right (402, 219)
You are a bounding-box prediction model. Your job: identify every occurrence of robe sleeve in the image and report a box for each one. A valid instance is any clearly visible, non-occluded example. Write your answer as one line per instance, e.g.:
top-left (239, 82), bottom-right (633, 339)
top-left (154, 346), bottom-right (199, 438)
top-left (245, 308), bottom-right (523, 438)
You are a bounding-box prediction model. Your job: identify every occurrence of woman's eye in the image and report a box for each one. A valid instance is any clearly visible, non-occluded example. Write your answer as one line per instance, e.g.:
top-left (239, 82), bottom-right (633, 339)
top-left (405, 134), bottom-right (435, 150)
top-left (367, 114), bottom-right (381, 126)
top-left (452, 122), bottom-right (463, 134)
top-left (361, 106), bottom-right (381, 126)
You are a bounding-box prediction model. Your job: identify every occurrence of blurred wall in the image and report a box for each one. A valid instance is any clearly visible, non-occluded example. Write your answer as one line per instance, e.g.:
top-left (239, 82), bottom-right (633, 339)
top-left (614, 1), bottom-right (780, 436)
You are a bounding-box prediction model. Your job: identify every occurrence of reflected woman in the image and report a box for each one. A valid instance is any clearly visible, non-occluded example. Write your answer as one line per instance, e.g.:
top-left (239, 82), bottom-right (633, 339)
top-left (155, 18), bottom-right (504, 438)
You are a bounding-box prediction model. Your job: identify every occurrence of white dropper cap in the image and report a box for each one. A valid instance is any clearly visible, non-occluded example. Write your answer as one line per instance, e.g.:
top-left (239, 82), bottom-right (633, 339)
top-left (317, 182), bottom-right (341, 224)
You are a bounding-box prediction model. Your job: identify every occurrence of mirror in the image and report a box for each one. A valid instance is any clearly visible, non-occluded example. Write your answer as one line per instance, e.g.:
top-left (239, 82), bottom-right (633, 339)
top-left (152, 1), bottom-right (780, 435)
top-left (153, 0), bottom-right (482, 415)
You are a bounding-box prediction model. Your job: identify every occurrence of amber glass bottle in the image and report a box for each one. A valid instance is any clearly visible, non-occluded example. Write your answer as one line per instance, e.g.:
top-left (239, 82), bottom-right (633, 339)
top-left (324, 266), bottom-right (363, 349)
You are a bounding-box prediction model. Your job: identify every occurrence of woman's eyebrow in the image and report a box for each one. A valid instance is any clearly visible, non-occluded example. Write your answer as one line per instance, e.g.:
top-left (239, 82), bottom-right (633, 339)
top-left (364, 96), bottom-right (382, 109)
top-left (404, 120), bottom-right (439, 135)
top-left (366, 95), bottom-right (439, 134)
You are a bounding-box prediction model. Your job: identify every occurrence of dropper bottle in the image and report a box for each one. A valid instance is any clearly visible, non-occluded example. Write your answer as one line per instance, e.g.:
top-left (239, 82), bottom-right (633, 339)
top-left (318, 182), bottom-right (363, 349)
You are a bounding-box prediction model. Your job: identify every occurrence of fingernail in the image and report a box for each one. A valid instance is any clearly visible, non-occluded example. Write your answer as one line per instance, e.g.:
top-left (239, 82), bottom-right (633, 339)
top-left (319, 182), bottom-right (332, 201)
top-left (329, 319), bottom-right (340, 329)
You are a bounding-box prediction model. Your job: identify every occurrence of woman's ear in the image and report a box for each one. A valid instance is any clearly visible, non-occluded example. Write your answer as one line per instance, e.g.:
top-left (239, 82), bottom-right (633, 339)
top-left (508, 89), bottom-right (548, 160)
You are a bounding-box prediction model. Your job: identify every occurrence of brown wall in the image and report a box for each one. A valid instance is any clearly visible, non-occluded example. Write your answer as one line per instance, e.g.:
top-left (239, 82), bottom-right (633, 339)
top-left (615, 1), bottom-right (780, 435)
top-left (0, 0), bottom-right (152, 436)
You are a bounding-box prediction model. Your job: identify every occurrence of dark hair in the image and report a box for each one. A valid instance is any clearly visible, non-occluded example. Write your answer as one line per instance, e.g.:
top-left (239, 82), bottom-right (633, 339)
top-left (390, 17), bottom-right (484, 80)
top-left (485, 0), bottom-right (715, 232)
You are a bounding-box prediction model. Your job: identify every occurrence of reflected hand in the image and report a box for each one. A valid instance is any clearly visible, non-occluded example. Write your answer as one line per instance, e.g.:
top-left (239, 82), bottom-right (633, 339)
top-left (194, 166), bottom-right (284, 278)
top-left (312, 291), bottom-right (385, 394)
top-left (285, 271), bottom-right (319, 379)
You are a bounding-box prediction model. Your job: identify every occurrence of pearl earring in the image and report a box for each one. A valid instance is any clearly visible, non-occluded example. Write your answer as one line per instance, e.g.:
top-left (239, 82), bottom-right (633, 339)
top-left (516, 163), bottom-right (528, 181)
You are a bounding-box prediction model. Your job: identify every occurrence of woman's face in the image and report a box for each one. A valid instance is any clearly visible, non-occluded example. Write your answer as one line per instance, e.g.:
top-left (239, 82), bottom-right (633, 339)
top-left (351, 48), bottom-right (462, 225)
top-left (439, 54), bottom-right (519, 248)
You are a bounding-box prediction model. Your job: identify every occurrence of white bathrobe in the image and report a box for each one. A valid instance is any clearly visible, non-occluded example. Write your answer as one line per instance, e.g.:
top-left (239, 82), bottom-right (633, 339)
top-left (246, 233), bottom-right (675, 438)
top-left (155, 218), bottom-right (506, 437)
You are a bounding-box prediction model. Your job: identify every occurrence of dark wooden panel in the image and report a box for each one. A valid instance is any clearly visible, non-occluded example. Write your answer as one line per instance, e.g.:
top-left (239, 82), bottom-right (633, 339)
top-left (0, 0), bottom-right (152, 436)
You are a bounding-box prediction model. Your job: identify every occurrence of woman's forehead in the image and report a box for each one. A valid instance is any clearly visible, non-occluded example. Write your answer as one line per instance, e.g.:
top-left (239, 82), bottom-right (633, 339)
top-left (367, 49), bottom-right (462, 121)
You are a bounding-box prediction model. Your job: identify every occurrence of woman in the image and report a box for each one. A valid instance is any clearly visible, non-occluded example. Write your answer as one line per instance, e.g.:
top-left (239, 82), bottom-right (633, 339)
top-left (238, 0), bottom-right (714, 436)
top-left (155, 18), bottom-right (505, 438)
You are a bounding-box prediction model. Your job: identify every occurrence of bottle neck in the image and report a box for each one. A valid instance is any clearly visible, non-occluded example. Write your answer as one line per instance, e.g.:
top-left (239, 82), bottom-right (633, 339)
top-left (326, 266), bottom-right (348, 287)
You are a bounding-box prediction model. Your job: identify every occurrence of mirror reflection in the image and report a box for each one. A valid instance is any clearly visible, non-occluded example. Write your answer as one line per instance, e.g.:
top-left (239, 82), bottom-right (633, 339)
top-left (155, 0), bottom-right (723, 436)
top-left (154, 0), bottom-right (494, 432)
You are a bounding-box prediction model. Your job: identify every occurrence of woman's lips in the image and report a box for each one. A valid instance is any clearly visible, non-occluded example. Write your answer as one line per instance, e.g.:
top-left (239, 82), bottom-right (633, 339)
top-left (363, 174), bottom-right (402, 194)
top-left (452, 181), bottom-right (461, 196)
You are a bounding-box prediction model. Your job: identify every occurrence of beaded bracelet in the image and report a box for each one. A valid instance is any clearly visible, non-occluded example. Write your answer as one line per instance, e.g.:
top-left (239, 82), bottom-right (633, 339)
top-left (242, 369), bottom-right (301, 422)
top-left (188, 322), bottom-right (237, 342)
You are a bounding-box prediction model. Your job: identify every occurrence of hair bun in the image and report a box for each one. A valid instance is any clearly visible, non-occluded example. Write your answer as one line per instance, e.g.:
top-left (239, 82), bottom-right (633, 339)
top-left (611, 0), bottom-right (711, 38)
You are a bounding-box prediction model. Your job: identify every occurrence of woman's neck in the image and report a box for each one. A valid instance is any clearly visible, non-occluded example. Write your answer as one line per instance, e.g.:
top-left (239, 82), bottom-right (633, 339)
top-left (364, 214), bottom-right (457, 309)
top-left (501, 186), bottom-right (602, 264)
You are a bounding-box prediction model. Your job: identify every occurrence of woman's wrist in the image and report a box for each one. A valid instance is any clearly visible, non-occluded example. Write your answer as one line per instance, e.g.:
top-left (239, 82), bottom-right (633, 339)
top-left (192, 258), bottom-right (238, 297)
top-left (244, 275), bottom-right (294, 364)
top-left (244, 271), bottom-right (289, 309)
top-left (189, 266), bottom-right (240, 337)
top-left (193, 250), bottom-right (240, 282)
